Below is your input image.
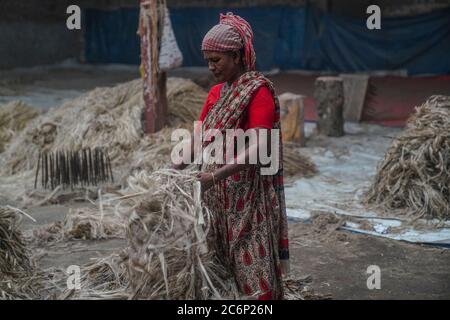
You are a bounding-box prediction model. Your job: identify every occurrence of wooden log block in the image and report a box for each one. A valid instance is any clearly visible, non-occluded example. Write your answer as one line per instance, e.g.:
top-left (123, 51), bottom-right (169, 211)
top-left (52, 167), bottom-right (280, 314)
top-left (339, 74), bottom-right (369, 122)
top-left (278, 93), bottom-right (306, 146)
top-left (314, 76), bottom-right (345, 137)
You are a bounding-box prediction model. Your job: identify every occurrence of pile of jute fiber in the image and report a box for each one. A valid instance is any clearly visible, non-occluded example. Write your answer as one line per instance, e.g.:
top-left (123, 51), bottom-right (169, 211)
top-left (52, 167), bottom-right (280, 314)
top-left (0, 206), bottom-right (42, 299)
top-left (0, 100), bottom-right (40, 153)
top-left (0, 78), bottom-right (205, 177)
top-left (364, 95), bottom-right (450, 220)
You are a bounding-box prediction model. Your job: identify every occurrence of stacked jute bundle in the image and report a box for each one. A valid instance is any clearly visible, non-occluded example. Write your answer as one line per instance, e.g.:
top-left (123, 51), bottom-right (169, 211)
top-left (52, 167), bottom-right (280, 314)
top-left (0, 100), bottom-right (40, 153)
top-left (0, 206), bottom-right (41, 299)
top-left (0, 78), bottom-right (207, 205)
top-left (365, 95), bottom-right (450, 220)
top-left (122, 169), bottom-right (240, 299)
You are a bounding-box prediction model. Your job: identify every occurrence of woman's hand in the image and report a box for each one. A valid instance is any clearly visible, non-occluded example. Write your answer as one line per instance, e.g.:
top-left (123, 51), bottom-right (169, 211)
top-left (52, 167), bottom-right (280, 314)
top-left (197, 172), bottom-right (215, 193)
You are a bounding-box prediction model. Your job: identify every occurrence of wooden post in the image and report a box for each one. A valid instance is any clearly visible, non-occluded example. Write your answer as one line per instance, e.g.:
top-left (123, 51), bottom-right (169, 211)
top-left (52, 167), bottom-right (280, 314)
top-left (156, 71), bottom-right (168, 131)
top-left (278, 93), bottom-right (306, 146)
top-left (314, 76), bottom-right (345, 137)
top-left (139, 0), bottom-right (167, 134)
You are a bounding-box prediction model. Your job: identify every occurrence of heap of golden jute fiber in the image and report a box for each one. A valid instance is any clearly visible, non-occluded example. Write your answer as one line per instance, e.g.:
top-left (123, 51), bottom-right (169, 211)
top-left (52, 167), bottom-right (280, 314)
top-left (0, 78), bottom-right (206, 177)
top-left (364, 95), bottom-right (450, 220)
top-left (122, 169), bottom-right (240, 299)
top-left (0, 79), bottom-right (143, 176)
top-left (0, 100), bottom-right (40, 153)
top-left (0, 207), bottom-right (32, 275)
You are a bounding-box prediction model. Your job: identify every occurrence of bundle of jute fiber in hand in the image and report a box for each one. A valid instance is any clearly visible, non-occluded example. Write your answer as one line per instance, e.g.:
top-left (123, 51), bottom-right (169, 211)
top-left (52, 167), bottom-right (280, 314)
top-left (365, 95), bottom-right (450, 220)
top-left (122, 169), bottom-right (240, 299)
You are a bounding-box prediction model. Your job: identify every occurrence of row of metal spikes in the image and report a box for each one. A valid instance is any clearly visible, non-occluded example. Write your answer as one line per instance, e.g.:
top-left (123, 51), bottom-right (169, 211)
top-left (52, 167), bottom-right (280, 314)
top-left (34, 148), bottom-right (114, 190)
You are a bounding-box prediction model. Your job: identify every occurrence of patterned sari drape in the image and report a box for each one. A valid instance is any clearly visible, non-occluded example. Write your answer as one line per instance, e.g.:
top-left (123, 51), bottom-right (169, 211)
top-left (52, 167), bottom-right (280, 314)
top-left (201, 71), bottom-right (290, 299)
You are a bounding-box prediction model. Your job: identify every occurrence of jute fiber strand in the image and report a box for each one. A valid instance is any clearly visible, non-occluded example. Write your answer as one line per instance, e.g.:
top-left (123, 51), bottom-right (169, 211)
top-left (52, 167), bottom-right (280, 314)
top-left (365, 95), bottom-right (450, 220)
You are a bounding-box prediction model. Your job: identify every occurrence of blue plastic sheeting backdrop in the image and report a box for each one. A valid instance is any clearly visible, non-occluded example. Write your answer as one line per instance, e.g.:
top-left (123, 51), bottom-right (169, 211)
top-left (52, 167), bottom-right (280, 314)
top-left (83, 6), bottom-right (450, 75)
top-left (84, 8), bottom-right (140, 64)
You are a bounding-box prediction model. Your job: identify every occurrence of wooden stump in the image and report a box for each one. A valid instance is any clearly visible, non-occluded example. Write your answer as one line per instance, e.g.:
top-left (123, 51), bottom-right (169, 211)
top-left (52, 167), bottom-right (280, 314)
top-left (314, 76), bottom-right (345, 137)
top-left (278, 93), bottom-right (305, 146)
top-left (340, 74), bottom-right (369, 122)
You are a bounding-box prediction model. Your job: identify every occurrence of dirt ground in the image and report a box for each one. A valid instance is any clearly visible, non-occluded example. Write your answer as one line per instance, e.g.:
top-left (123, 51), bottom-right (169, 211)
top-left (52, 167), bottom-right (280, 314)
top-left (1, 63), bottom-right (449, 299)
top-left (289, 216), bottom-right (450, 300)
top-left (17, 204), bottom-right (450, 300)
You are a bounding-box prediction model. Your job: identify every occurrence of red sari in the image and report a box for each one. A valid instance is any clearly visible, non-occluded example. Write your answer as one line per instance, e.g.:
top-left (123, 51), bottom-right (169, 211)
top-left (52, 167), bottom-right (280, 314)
top-left (200, 71), bottom-right (290, 300)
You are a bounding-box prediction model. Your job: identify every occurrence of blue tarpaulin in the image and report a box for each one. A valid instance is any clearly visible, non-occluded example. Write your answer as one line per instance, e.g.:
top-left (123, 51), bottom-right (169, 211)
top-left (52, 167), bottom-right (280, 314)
top-left (83, 6), bottom-right (450, 75)
top-left (84, 8), bottom-right (140, 64)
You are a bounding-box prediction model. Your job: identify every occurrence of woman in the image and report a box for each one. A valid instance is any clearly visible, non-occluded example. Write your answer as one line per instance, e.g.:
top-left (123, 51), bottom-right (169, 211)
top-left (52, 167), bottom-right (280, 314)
top-left (176, 13), bottom-right (289, 300)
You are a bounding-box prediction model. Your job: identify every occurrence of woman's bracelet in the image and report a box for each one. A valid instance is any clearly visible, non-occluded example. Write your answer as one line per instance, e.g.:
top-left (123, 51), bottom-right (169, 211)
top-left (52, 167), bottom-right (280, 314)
top-left (211, 172), bottom-right (216, 185)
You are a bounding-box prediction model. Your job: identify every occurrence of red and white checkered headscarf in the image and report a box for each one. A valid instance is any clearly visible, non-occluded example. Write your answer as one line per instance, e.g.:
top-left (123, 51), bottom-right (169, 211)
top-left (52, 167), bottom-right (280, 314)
top-left (202, 12), bottom-right (256, 71)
